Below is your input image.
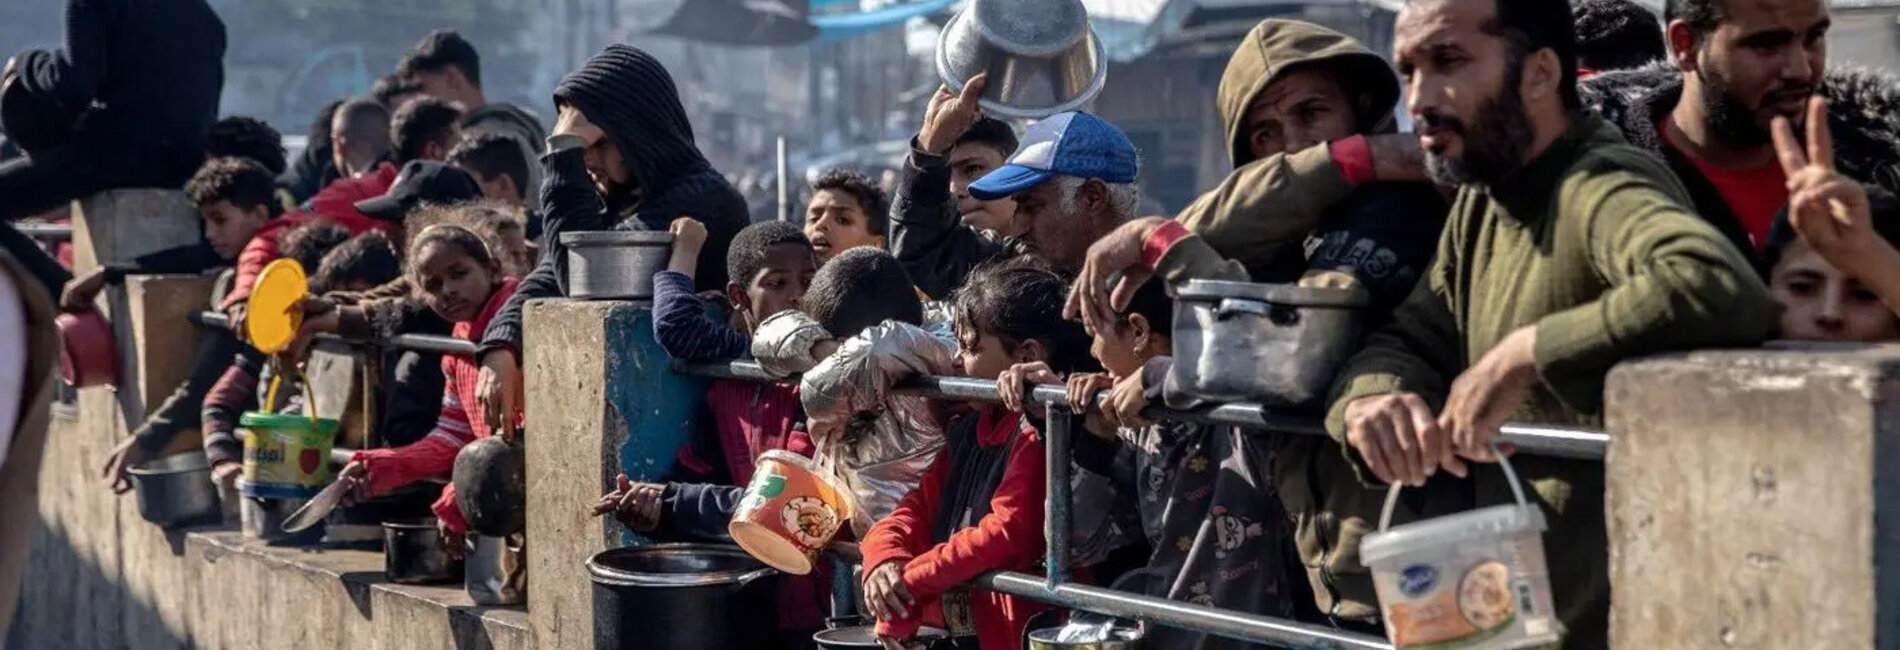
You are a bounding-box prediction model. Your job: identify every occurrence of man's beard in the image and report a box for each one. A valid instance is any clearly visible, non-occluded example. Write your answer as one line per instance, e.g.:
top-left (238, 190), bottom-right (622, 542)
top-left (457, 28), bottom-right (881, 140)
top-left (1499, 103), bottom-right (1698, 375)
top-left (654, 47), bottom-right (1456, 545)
top-left (1422, 61), bottom-right (1535, 187)
top-left (1698, 63), bottom-right (1814, 149)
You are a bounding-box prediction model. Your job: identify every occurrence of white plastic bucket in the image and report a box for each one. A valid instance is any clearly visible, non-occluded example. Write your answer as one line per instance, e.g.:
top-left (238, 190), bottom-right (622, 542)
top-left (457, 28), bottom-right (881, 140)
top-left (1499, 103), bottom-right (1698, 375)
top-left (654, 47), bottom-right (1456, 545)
top-left (1359, 449), bottom-right (1559, 649)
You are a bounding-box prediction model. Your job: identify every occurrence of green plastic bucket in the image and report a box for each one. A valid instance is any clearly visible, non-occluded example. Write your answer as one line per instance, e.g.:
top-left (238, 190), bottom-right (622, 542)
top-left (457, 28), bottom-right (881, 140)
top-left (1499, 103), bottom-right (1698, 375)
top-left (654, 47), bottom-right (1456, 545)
top-left (237, 412), bottom-right (341, 499)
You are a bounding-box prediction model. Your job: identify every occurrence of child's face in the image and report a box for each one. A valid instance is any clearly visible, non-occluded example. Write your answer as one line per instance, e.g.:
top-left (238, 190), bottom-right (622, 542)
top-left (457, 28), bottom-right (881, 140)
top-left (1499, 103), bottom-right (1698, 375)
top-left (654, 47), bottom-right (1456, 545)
top-left (1771, 240), bottom-right (1900, 343)
top-left (732, 243), bottom-right (818, 328)
top-left (413, 242), bottom-right (499, 323)
top-left (804, 189), bottom-right (884, 262)
top-left (200, 200), bottom-right (271, 261)
top-left (956, 323), bottom-right (1039, 380)
top-left (1092, 315), bottom-right (1157, 379)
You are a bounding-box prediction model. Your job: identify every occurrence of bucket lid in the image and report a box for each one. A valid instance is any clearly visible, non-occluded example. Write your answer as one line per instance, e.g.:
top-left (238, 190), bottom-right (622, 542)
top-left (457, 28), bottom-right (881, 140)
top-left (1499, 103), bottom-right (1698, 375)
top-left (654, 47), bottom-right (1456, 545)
top-left (1175, 280), bottom-right (1370, 308)
top-left (587, 543), bottom-right (776, 588)
top-left (558, 230), bottom-right (674, 247)
top-left (1360, 503), bottom-right (1548, 566)
top-left (237, 412), bottom-right (342, 434)
top-left (246, 258), bottom-right (308, 354)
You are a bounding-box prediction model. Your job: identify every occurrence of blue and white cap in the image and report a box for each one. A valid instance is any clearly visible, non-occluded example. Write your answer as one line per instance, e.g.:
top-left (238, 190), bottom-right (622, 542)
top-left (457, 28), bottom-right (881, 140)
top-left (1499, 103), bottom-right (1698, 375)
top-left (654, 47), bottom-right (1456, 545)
top-left (968, 111), bottom-right (1139, 201)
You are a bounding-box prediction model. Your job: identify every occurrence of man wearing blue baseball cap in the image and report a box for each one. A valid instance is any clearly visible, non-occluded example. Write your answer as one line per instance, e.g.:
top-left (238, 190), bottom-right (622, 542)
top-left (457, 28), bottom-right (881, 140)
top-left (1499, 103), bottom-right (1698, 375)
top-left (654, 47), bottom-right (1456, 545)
top-left (963, 110), bottom-right (1142, 276)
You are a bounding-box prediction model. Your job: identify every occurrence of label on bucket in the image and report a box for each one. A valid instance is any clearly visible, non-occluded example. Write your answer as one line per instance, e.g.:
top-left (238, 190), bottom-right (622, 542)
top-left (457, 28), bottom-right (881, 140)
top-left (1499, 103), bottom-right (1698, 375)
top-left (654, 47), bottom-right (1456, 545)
top-left (1371, 532), bottom-right (1557, 650)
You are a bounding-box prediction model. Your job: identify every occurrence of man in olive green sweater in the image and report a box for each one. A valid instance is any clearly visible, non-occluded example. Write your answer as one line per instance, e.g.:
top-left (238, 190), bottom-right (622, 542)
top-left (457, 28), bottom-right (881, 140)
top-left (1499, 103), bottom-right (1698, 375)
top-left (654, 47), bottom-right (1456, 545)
top-left (1327, 0), bottom-right (1777, 648)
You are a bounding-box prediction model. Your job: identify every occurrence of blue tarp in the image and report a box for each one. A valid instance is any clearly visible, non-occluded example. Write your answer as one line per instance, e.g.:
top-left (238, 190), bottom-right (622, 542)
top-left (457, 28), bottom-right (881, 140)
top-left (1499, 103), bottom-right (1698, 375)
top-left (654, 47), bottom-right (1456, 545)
top-left (811, 0), bottom-right (960, 42)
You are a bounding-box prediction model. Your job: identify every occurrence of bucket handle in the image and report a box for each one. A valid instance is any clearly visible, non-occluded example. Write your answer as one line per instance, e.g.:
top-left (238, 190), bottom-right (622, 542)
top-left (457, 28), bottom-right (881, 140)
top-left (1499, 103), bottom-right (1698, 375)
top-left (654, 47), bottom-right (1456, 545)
top-left (1377, 443), bottom-right (1528, 531)
top-left (263, 357), bottom-right (322, 430)
top-left (732, 566), bottom-right (777, 588)
top-left (1214, 298), bottom-right (1300, 326)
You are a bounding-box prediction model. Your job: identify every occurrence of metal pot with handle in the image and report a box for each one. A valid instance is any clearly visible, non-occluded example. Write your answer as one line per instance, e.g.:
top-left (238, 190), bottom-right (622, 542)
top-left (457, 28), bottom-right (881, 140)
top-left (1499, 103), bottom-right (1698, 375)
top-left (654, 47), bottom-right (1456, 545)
top-left (588, 544), bottom-right (779, 650)
top-left (1169, 280), bottom-right (1370, 407)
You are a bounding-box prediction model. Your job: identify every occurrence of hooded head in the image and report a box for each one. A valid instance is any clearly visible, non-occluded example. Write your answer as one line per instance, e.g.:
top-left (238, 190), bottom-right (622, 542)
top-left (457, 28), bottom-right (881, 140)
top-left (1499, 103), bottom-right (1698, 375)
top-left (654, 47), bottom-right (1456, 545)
top-left (553, 45), bottom-right (711, 213)
top-left (1216, 19), bottom-right (1402, 167)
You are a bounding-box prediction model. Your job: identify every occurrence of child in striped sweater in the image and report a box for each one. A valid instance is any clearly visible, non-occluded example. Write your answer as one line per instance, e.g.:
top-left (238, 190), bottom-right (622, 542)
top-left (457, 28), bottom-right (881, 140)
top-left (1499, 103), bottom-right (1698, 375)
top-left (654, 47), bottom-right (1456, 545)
top-left (330, 223), bottom-right (521, 550)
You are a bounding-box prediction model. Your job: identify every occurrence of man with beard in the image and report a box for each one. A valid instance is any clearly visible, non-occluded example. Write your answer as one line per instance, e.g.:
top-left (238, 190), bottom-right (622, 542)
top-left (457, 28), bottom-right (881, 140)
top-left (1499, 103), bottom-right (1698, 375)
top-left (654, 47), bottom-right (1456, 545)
top-left (1063, 18), bottom-right (1447, 634)
top-left (961, 110), bottom-right (1142, 276)
top-left (1583, 0), bottom-right (1900, 268)
top-left (1327, 0), bottom-right (1776, 646)
top-left (475, 45), bottom-right (749, 432)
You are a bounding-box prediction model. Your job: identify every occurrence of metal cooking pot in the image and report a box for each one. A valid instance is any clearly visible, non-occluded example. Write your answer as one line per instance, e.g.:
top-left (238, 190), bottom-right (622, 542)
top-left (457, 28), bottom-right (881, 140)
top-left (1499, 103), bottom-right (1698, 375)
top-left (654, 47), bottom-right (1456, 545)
top-left (1170, 280), bottom-right (1370, 408)
top-left (57, 310), bottom-right (118, 388)
top-left (453, 436), bottom-right (524, 537)
top-left (241, 496), bottom-right (324, 545)
top-left (383, 518), bottom-right (462, 585)
top-left (127, 452), bottom-right (222, 528)
top-left (1026, 625), bottom-right (1144, 650)
top-left (813, 625), bottom-right (952, 650)
top-left (935, 0), bottom-right (1107, 119)
top-left (560, 230), bottom-right (673, 300)
top-left (465, 534), bottom-right (526, 605)
top-left (589, 543), bottom-right (779, 650)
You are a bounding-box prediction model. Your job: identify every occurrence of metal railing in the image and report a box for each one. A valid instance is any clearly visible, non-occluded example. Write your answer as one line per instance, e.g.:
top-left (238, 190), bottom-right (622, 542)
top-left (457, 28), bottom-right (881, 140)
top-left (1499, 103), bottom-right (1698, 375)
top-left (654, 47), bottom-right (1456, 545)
top-left (14, 222), bottom-right (73, 241)
top-left (682, 360), bottom-right (1606, 650)
top-left (183, 308), bottom-right (1611, 650)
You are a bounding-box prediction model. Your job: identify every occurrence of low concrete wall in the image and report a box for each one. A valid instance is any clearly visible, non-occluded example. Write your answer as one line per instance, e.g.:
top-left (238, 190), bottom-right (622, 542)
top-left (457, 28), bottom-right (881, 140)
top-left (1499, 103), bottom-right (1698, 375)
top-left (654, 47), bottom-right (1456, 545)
top-left (1607, 346), bottom-right (1900, 649)
top-left (11, 398), bottom-right (529, 650)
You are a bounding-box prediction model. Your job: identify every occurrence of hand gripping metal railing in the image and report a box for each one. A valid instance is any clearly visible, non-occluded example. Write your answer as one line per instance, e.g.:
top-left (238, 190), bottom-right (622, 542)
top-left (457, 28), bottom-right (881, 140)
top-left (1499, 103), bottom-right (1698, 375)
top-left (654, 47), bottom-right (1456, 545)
top-left (189, 310), bottom-right (1610, 649)
top-left (680, 360), bottom-right (1608, 650)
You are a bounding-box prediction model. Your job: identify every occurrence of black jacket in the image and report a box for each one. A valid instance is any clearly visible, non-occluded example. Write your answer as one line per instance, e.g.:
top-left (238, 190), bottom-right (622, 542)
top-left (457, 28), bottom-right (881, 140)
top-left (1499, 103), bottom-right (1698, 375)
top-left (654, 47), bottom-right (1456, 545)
top-left (1581, 63), bottom-right (1900, 271)
top-left (11, 0), bottom-right (225, 154)
top-left (888, 139), bottom-right (1028, 300)
top-left (480, 45), bottom-right (749, 355)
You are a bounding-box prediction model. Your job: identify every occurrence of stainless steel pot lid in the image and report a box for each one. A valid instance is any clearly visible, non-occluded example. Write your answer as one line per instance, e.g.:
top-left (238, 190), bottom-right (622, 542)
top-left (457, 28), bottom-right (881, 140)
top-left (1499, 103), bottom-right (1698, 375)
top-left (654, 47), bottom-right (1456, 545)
top-left (557, 230), bottom-right (675, 247)
top-left (1174, 279), bottom-right (1371, 308)
top-left (587, 543), bottom-right (777, 587)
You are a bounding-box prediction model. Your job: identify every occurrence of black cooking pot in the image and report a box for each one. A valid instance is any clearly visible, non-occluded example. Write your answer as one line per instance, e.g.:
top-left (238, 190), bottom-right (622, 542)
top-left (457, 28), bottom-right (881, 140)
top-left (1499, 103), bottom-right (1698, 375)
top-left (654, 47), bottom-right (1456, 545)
top-left (383, 518), bottom-right (462, 585)
top-left (588, 543), bottom-right (779, 650)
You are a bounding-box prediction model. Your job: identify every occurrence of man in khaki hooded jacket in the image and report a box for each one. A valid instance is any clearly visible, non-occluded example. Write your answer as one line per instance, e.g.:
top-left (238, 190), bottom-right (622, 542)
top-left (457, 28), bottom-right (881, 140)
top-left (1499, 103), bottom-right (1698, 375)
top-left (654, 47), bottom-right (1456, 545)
top-left (1069, 19), bottom-right (1448, 633)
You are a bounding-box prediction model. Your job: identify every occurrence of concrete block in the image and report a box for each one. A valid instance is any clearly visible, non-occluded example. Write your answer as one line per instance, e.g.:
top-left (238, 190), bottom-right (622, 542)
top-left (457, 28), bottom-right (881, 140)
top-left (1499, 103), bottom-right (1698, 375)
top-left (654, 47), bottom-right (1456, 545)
top-left (520, 299), bottom-right (707, 650)
top-left (70, 189), bottom-right (200, 273)
top-left (1605, 346), bottom-right (1900, 650)
top-left (116, 274), bottom-right (217, 429)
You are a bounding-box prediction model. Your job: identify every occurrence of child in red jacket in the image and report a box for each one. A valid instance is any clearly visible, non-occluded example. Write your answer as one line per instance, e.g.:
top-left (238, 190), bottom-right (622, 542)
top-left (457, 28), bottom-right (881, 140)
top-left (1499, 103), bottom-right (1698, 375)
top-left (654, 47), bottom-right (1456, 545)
top-left (859, 260), bottom-right (1096, 650)
top-left (332, 222), bottom-right (521, 549)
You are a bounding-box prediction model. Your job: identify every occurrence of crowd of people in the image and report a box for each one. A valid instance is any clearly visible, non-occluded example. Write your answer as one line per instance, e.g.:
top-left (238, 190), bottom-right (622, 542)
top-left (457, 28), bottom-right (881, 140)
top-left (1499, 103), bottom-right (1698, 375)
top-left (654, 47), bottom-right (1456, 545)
top-left (2, 0), bottom-right (1899, 647)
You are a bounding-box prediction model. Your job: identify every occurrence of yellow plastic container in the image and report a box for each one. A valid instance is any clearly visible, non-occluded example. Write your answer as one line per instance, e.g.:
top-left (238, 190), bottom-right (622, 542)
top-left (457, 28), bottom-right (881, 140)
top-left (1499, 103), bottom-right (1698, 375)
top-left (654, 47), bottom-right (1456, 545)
top-left (237, 412), bottom-right (340, 499)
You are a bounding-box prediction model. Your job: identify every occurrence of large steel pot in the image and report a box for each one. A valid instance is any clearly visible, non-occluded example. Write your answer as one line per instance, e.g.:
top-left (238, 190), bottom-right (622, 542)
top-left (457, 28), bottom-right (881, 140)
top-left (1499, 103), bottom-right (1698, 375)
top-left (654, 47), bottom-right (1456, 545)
top-left (465, 534), bottom-right (526, 605)
top-left (813, 625), bottom-right (952, 650)
top-left (127, 452), bottom-right (222, 528)
top-left (1170, 280), bottom-right (1370, 408)
top-left (560, 230), bottom-right (673, 300)
top-left (589, 543), bottom-right (779, 650)
top-left (383, 518), bottom-right (462, 585)
top-left (936, 0), bottom-right (1107, 119)
top-left (1026, 625), bottom-right (1144, 650)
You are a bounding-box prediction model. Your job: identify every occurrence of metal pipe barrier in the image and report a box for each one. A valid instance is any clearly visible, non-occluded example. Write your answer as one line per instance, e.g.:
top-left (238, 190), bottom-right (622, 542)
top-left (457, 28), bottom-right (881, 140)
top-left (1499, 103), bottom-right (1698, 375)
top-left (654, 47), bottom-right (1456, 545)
top-left (185, 309), bottom-right (1609, 649)
top-left (680, 360), bottom-right (1608, 648)
top-left (16, 222), bottom-right (73, 241)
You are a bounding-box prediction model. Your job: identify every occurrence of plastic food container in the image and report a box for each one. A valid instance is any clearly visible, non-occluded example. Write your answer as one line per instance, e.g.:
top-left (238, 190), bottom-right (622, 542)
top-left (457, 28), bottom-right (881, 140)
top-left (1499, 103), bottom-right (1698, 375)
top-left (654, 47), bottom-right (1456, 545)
top-left (238, 412), bottom-right (341, 499)
top-left (1359, 451), bottom-right (1559, 650)
top-left (728, 450), bottom-right (851, 575)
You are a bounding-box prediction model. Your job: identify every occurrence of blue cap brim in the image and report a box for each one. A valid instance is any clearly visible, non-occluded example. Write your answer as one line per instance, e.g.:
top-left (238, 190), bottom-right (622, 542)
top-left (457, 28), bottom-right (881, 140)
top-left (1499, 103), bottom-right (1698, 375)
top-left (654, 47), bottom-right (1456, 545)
top-left (967, 164), bottom-right (1052, 201)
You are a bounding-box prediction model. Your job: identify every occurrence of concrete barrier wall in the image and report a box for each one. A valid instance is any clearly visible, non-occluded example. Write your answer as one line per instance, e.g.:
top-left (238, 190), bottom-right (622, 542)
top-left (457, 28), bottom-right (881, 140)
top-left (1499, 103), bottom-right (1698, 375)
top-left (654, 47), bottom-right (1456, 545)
top-left (1607, 346), bottom-right (1900, 649)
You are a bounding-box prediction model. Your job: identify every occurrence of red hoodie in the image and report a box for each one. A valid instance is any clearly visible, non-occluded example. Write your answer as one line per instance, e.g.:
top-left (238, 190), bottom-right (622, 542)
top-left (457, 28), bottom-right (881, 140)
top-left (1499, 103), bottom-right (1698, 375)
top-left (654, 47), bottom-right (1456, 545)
top-left (351, 277), bottom-right (522, 533)
top-left (860, 409), bottom-right (1049, 649)
top-left (221, 162), bottom-right (401, 309)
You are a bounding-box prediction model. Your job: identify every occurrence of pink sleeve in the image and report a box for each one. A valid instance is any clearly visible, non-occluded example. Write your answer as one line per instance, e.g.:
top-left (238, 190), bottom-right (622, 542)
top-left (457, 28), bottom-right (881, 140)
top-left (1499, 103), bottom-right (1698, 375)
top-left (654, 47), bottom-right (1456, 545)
top-left (350, 391), bottom-right (475, 496)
